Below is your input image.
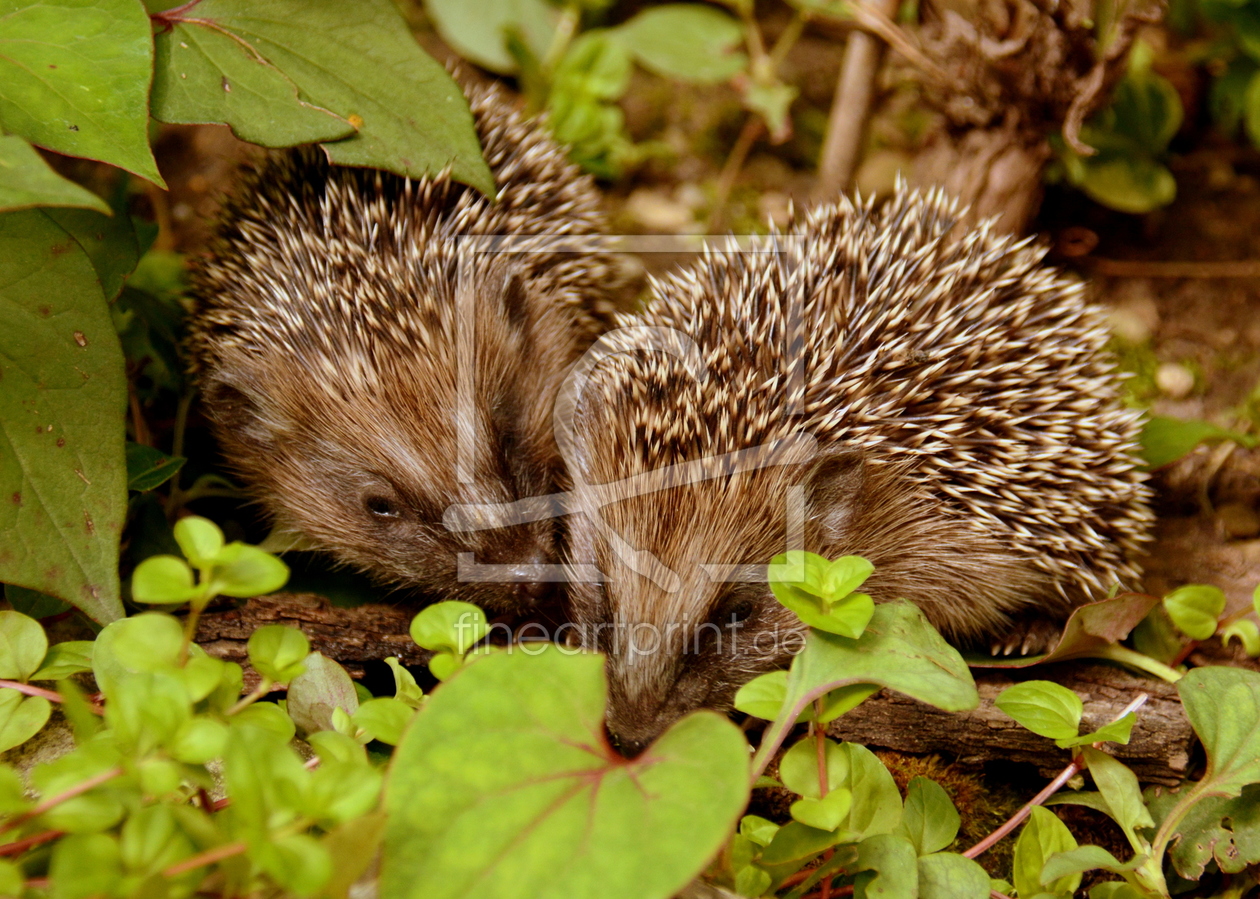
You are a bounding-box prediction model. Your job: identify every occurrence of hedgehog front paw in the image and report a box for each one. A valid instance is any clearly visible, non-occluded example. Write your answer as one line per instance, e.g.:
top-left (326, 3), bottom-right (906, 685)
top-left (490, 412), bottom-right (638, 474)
top-left (989, 617), bottom-right (1064, 657)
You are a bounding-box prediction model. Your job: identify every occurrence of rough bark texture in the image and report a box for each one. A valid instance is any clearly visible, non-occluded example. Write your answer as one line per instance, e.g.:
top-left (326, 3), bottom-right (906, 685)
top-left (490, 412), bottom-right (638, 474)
top-left (909, 0), bottom-right (1158, 231)
top-left (195, 595), bottom-right (1200, 784)
top-left (829, 662), bottom-right (1195, 785)
top-left (194, 592), bottom-right (429, 684)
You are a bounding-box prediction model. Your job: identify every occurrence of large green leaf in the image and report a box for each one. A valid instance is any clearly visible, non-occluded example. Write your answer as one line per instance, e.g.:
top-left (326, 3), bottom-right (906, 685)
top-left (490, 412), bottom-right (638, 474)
top-left (0, 135), bottom-right (109, 214)
top-left (0, 210), bottom-right (127, 623)
top-left (423, 0), bottom-right (557, 75)
top-left (1179, 666), bottom-right (1260, 798)
top-left (42, 207), bottom-right (141, 303)
top-left (614, 5), bottom-right (747, 84)
top-left (753, 602), bottom-right (977, 776)
top-left (381, 647), bottom-right (749, 899)
top-left (151, 0), bottom-right (493, 194)
top-left (0, 0), bottom-right (162, 186)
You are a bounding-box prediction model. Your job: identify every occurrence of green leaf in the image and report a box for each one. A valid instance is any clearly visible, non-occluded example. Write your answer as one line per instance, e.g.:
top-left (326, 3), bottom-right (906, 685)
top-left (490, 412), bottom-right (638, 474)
top-left (1152, 782), bottom-right (1260, 878)
top-left (967, 593), bottom-right (1160, 670)
top-left (1075, 152), bottom-right (1176, 214)
top-left (209, 543), bottom-right (289, 597)
top-left (1178, 666), bottom-right (1260, 797)
top-left (131, 555), bottom-right (199, 605)
top-left (995, 681), bottom-right (1083, 741)
top-left (740, 814), bottom-right (780, 846)
top-left (614, 4), bottom-right (747, 84)
top-left (790, 788), bottom-right (852, 832)
top-left (0, 610), bottom-right (48, 681)
top-left (0, 688), bottom-right (50, 751)
top-left (286, 652), bottom-right (358, 734)
top-left (173, 516), bottom-right (224, 569)
top-left (1069, 714), bottom-right (1136, 748)
top-left (755, 602), bottom-right (977, 775)
top-left (897, 777), bottom-right (960, 856)
top-left (779, 739), bottom-right (901, 838)
top-left (252, 832), bottom-right (332, 896)
top-left (48, 832), bottom-right (123, 899)
top-left (855, 833), bottom-right (919, 899)
top-left (0, 859), bottom-right (21, 898)
top-left (917, 852), bottom-right (992, 899)
top-left (153, 0), bottom-right (494, 194)
top-left (92, 613), bottom-right (186, 695)
top-left (352, 697), bottom-right (414, 745)
top-left (381, 646), bottom-right (749, 899)
top-left (1013, 807), bottom-right (1079, 899)
top-left (247, 625), bottom-right (310, 683)
top-left (0, 134), bottom-right (109, 214)
top-left (168, 716), bottom-right (229, 764)
top-left (1039, 845), bottom-right (1140, 881)
top-left (1139, 416), bottom-right (1248, 468)
top-left (1163, 584), bottom-right (1226, 640)
top-left (769, 554), bottom-right (875, 637)
top-left (758, 822), bottom-right (853, 887)
top-left (150, 9), bottom-right (355, 148)
top-left (385, 656), bottom-right (424, 708)
top-left (1110, 64), bottom-right (1184, 152)
top-left (41, 206), bottom-right (140, 303)
top-left (423, 0), bottom-right (558, 74)
top-left (125, 443), bottom-right (186, 493)
top-left (324, 812), bottom-right (388, 899)
top-left (232, 700), bottom-right (296, 741)
top-left (4, 584), bottom-right (70, 619)
top-left (409, 601), bottom-right (488, 655)
top-left (735, 669), bottom-right (793, 720)
top-left (0, 210), bottom-right (128, 623)
top-left (0, 0), bottom-right (162, 185)
top-left (744, 80), bottom-right (799, 142)
top-left (1222, 619), bottom-right (1260, 656)
top-left (119, 804), bottom-right (195, 881)
top-left (1081, 747), bottom-right (1154, 851)
top-left (31, 640), bottom-right (93, 681)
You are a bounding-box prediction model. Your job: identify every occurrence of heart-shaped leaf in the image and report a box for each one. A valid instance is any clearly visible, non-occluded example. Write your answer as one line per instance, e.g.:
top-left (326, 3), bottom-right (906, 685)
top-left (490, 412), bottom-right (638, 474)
top-left (790, 789), bottom-right (853, 832)
top-left (0, 689), bottom-right (50, 752)
top-left (0, 611), bottom-right (48, 681)
top-left (1163, 585), bottom-right (1226, 641)
top-left (382, 646), bottom-right (748, 899)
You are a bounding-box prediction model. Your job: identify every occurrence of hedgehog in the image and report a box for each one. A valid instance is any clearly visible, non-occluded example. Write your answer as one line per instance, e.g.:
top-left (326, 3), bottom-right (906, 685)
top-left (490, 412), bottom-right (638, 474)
top-left (185, 80), bottom-right (615, 613)
top-left (555, 184), bottom-right (1153, 752)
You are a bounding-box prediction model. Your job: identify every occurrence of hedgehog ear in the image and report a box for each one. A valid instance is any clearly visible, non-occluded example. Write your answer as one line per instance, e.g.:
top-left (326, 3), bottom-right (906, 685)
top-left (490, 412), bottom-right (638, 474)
top-left (200, 372), bottom-right (278, 453)
top-left (803, 449), bottom-right (867, 541)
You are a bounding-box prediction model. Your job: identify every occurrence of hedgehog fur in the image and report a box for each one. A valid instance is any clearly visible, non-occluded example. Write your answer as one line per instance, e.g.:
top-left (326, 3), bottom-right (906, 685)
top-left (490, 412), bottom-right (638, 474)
top-left (186, 80), bottom-right (614, 612)
top-left (560, 183), bottom-right (1153, 751)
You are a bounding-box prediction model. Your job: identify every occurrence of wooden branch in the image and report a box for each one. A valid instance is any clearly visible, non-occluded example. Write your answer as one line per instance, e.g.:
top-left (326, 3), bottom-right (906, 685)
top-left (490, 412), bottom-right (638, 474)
top-left (194, 593), bottom-right (429, 682)
top-left (198, 597), bottom-right (1198, 785)
top-left (828, 662), bottom-right (1194, 785)
top-left (815, 0), bottom-right (902, 198)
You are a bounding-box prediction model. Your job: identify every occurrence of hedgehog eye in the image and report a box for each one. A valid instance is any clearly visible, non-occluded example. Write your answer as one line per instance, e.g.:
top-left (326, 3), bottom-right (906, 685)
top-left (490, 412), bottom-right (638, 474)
top-left (714, 594), bottom-right (755, 625)
top-left (364, 495), bottom-right (404, 519)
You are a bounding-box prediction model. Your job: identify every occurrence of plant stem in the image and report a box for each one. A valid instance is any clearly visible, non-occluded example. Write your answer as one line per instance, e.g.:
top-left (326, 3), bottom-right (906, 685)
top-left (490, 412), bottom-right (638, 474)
top-left (224, 678), bottom-right (275, 717)
top-left (163, 840), bottom-right (249, 877)
top-left (963, 755), bottom-right (1085, 858)
top-left (1091, 644), bottom-right (1183, 683)
top-left (0, 828), bottom-right (64, 856)
top-left (708, 116), bottom-right (763, 231)
top-left (0, 681), bottom-right (66, 704)
top-left (815, 0), bottom-right (901, 198)
top-left (0, 767), bottom-right (124, 836)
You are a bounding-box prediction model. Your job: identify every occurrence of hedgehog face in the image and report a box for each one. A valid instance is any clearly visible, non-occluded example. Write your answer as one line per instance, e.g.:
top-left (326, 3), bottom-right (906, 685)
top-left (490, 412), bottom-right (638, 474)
top-left (197, 261), bottom-right (577, 613)
top-left (565, 455), bottom-right (846, 755)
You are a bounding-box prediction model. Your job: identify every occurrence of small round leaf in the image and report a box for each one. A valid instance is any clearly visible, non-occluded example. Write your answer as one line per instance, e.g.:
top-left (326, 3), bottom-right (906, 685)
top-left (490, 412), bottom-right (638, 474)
top-left (410, 601), bottom-right (488, 654)
top-left (0, 610), bottom-right (48, 681)
top-left (247, 625), bottom-right (310, 683)
top-left (131, 555), bottom-right (199, 605)
top-left (172, 516), bottom-right (224, 568)
top-left (995, 681), bottom-right (1083, 741)
top-left (209, 544), bottom-right (289, 598)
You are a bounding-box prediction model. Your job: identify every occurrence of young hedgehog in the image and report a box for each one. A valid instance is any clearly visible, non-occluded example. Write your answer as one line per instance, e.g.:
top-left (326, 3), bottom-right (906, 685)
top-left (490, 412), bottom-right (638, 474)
top-left (560, 184), bottom-right (1153, 753)
top-left (186, 81), bottom-right (614, 612)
